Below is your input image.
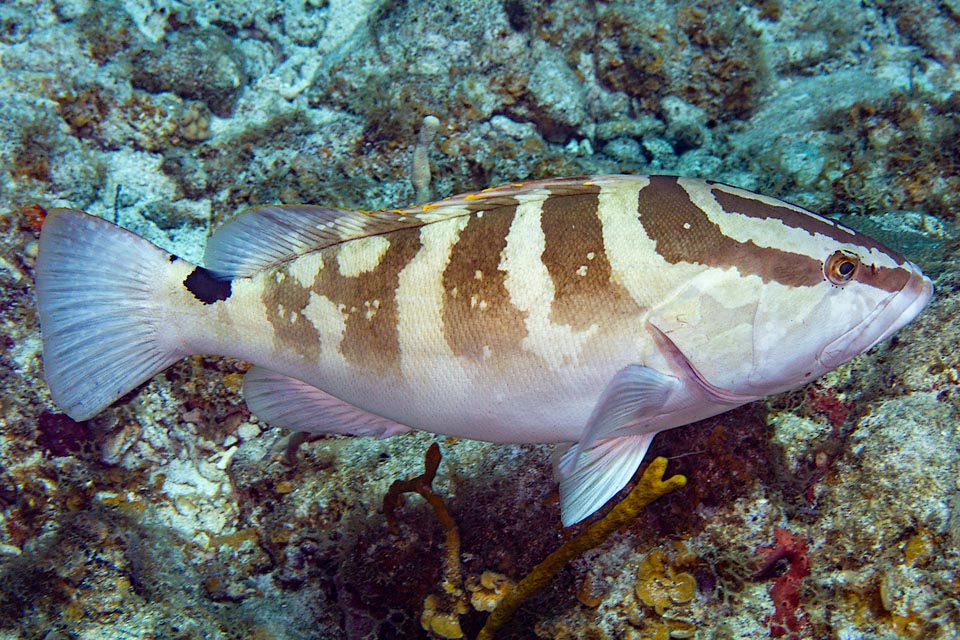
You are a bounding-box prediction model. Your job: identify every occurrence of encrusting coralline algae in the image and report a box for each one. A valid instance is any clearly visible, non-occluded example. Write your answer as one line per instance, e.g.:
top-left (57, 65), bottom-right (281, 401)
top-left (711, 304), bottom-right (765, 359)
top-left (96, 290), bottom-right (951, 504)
top-left (0, 1), bottom-right (959, 639)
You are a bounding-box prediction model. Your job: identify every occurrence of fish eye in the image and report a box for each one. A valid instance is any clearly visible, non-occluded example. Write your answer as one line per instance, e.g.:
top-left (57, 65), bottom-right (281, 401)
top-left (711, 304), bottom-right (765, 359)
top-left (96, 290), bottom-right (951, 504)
top-left (824, 250), bottom-right (860, 285)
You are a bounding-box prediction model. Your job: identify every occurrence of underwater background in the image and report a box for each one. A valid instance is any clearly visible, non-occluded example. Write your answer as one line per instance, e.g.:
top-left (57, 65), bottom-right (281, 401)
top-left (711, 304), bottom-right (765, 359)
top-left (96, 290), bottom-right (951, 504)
top-left (0, 0), bottom-right (959, 638)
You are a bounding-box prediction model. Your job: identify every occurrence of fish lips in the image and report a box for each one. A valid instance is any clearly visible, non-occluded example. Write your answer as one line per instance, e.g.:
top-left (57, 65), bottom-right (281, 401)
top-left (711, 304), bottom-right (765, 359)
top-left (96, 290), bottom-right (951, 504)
top-left (818, 261), bottom-right (933, 369)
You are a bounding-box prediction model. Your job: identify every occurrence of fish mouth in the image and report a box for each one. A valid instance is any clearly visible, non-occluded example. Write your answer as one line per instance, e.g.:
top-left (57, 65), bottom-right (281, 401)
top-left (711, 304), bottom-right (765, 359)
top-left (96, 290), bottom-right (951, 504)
top-left (818, 261), bottom-right (933, 368)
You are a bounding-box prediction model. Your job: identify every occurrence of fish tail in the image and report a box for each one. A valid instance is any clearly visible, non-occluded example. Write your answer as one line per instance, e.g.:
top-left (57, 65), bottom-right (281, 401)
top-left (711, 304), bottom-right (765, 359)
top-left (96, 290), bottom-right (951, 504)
top-left (35, 209), bottom-right (193, 421)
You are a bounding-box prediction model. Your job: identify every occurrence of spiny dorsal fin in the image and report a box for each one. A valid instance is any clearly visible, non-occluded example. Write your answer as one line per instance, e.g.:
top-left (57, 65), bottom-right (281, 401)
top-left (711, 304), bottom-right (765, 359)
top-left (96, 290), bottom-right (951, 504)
top-left (204, 176), bottom-right (611, 278)
top-left (404, 175), bottom-right (605, 221)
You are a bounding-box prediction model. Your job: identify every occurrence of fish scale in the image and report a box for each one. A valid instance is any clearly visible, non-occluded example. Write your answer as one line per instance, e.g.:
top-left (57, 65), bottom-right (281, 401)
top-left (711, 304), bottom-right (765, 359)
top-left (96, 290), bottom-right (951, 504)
top-left (34, 175), bottom-right (932, 525)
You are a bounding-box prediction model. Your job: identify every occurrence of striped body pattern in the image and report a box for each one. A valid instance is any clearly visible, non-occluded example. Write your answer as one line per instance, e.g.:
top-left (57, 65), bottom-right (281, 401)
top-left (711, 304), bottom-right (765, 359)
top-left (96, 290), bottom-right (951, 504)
top-left (35, 175), bottom-right (933, 524)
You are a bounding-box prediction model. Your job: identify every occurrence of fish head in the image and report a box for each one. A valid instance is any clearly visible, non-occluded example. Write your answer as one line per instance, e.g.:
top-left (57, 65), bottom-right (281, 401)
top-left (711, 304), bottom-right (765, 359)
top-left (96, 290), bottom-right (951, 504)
top-left (812, 253), bottom-right (932, 371)
top-left (744, 244), bottom-right (933, 397)
top-left (646, 179), bottom-right (933, 402)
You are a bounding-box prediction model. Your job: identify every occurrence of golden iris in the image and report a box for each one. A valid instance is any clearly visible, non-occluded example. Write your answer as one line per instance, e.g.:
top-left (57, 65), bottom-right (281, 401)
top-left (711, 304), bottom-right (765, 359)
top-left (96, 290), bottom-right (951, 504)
top-left (825, 250), bottom-right (860, 285)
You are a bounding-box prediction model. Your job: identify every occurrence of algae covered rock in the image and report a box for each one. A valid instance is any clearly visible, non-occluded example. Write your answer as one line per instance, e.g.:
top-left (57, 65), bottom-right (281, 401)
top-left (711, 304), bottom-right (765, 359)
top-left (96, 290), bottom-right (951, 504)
top-left (130, 26), bottom-right (246, 117)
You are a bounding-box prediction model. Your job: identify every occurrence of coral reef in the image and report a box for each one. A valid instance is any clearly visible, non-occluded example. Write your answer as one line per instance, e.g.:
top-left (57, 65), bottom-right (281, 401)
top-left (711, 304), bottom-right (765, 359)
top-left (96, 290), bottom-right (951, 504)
top-left (381, 448), bottom-right (684, 639)
top-left (634, 549), bottom-right (697, 616)
top-left (411, 115), bottom-right (441, 204)
top-left (130, 26), bottom-right (247, 117)
top-left (466, 571), bottom-right (515, 614)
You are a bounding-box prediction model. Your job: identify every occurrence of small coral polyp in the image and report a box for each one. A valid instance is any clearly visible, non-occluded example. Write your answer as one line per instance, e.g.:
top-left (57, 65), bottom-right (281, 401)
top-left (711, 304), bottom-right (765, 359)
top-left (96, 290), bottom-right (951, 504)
top-left (466, 571), bottom-right (515, 613)
top-left (635, 549), bottom-right (697, 615)
top-left (421, 593), bottom-right (469, 639)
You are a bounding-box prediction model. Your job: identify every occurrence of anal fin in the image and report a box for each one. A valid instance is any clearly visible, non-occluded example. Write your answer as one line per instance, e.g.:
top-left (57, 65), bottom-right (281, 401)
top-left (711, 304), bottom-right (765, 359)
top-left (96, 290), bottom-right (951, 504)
top-left (242, 367), bottom-right (412, 439)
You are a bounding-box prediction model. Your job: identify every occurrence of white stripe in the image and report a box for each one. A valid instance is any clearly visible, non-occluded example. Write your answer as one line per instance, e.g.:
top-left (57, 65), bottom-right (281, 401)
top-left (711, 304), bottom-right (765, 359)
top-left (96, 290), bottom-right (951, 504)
top-left (288, 252), bottom-right (324, 288)
top-left (682, 178), bottom-right (902, 271)
top-left (500, 194), bottom-right (597, 370)
top-left (595, 177), bottom-right (702, 310)
top-left (396, 217), bottom-right (471, 388)
top-left (301, 291), bottom-right (349, 368)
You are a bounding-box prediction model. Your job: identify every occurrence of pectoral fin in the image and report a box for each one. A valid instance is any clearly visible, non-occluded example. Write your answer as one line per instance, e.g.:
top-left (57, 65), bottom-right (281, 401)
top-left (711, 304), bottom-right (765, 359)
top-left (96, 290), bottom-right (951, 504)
top-left (557, 365), bottom-right (680, 526)
top-left (243, 367), bottom-right (412, 439)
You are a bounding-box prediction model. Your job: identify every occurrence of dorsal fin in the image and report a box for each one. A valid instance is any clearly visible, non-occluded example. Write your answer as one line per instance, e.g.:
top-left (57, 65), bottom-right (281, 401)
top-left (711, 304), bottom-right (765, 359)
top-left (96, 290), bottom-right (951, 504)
top-left (203, 206), bottom-right (426, 278)
top-left (204, 176), bottom-right (613, 278)
top-left (407, 175), bottom-right (605, 221)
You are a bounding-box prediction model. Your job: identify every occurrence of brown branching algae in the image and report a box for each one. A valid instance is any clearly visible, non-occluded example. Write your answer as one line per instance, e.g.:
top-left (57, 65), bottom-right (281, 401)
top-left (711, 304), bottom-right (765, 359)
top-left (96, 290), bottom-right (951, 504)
top-left (384, 443), bottom-right (469, 638)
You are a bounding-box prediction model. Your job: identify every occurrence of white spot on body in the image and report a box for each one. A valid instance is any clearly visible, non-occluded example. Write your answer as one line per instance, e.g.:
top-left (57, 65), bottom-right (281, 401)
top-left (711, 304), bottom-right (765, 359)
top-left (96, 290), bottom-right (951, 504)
top-left (576, 265), bottom-right (588, 277)
top-left (301, 291), bottom-right (348, 368)
top-left (363, 300), bottom-right (379, 321)
top-left (288, 252), bottom-right (325, 288)
top-left (337, 235), bottom-right (391, 277)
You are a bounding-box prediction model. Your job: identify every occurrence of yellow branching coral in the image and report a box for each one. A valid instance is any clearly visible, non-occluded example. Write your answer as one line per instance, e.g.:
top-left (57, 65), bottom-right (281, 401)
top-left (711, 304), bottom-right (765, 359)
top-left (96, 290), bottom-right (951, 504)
top-left (384, 450), bottom-right (686, 640)
top-left (477, 457), bottom-right (686, 640)
top-left (635, 549), bottom-right (697, 615)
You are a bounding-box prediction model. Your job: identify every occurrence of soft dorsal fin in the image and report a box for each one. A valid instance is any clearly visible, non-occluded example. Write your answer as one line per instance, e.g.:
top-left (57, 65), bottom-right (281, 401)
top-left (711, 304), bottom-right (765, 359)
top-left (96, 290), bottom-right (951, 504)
top-left (203, 206), bottom-right (426, 278)
top-left (204, 176), bottom-right (614, 278)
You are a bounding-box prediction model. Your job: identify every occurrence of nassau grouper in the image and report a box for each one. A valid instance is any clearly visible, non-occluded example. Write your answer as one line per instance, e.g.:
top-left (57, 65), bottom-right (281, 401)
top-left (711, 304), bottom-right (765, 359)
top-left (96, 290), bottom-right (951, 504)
top-left (34, 175), bottom-right (933, 525)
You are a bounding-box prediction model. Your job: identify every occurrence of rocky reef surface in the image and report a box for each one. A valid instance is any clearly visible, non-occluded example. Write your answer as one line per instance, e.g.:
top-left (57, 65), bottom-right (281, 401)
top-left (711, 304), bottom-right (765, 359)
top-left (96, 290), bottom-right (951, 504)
top-left (0, 0), bottom-right (958, 638)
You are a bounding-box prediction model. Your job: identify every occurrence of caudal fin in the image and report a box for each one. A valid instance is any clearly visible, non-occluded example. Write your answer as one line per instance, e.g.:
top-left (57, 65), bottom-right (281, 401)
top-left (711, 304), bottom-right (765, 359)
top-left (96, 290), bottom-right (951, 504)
top-left (34, 209), bottom-right (189, 421)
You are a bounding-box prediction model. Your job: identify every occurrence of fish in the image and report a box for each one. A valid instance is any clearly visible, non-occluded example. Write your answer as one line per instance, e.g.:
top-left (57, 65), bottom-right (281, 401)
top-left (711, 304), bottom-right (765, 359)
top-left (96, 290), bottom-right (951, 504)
top-left (34, 175), bottom-right (933, 525)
